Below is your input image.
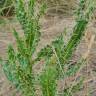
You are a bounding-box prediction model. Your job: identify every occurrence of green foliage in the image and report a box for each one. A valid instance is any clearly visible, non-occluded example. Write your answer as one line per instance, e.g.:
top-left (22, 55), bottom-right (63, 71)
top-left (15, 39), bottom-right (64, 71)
top-left (0, 0), bottom-right (95, 96)
top-left (38, 0), bottom-right (95, 95)
top-left (38, 0), bottom-right (95, 70)
top-left (40, 64), bottom-right (57, 96)
top-left (1, 0), bottom-right (46, 96)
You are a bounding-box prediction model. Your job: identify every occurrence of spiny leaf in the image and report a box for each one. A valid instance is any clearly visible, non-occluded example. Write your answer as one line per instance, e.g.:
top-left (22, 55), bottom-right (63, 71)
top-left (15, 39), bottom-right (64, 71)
top-left (7, 45), bottom-right (16, 64)
top-left (28, 0), bottom-right (35, 16)
top-left (26, 19), bottom-right (41, 54)
top-left (36, 45), bottom-right (53, 61)
top-left (16, 0), bottom-right (28, 36)
top-left (40, 66), bottom-right (57, 96)
top-left (62, 20), bottom-right (87, 64)
top-left (13, 29), bottom-right (28, 57)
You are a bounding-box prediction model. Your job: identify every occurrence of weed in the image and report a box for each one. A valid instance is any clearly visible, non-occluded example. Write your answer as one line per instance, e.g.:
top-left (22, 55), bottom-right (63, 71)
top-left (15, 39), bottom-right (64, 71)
top-left (0, 0), bottom-right (95, 96)
top-left (1, 0), bottom-right (46, 96)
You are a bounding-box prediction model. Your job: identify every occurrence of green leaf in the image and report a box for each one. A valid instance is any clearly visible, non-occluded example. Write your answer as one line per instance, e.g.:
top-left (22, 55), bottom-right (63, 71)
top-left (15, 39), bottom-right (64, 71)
top-left (40, 66), bottom-right (57, 96)
top-left (7, 45), bottom-right (16, 64)
top-left (36, 45), bottom-right (53, 61)
top-left (13, 29), bottom-right (28, 57)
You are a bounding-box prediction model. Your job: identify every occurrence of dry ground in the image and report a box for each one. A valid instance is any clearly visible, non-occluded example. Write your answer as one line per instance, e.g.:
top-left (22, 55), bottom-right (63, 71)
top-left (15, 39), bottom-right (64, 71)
top-left (0, 15), bottom-right (96, 96)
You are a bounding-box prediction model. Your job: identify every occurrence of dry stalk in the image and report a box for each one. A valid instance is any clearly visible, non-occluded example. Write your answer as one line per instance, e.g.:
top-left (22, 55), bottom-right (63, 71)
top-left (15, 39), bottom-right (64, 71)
top-left (83, 34), bottom-right (95, 96)
top-left (83, 34), bottom-right (95, 59)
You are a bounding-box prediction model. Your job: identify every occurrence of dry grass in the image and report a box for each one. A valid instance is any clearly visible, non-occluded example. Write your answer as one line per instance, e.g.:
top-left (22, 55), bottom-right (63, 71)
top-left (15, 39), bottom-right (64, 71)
top-left (37, 0), bottom-right (78, 17)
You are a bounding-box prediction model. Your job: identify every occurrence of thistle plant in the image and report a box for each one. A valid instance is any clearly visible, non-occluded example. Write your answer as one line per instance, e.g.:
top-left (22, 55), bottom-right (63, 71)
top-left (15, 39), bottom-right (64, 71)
top-left (0, 0), bottom-right (96, 96)
top-left (0, 0), bottom-right (46, 96)
top-left (38, 0), bottom-right (95, 95)
top-left (38, 0), bottom-right (95, 74)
